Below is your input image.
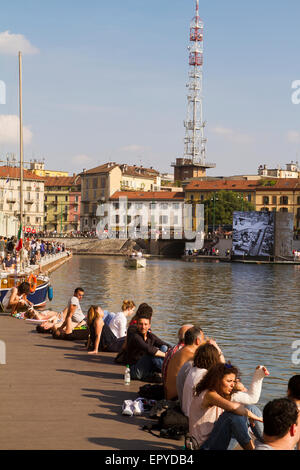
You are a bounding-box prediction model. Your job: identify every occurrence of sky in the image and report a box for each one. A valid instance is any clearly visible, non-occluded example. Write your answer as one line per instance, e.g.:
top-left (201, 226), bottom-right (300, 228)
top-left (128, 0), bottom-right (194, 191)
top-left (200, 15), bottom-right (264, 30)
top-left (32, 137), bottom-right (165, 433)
top-left (0, 0), bottom-right (300, 177)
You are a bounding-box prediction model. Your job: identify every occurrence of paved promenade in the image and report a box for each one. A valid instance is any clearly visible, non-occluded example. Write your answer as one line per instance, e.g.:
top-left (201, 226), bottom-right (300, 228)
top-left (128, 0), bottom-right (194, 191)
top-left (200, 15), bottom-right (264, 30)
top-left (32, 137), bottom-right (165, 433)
top-left (0, 315), bottom-right (181, 451)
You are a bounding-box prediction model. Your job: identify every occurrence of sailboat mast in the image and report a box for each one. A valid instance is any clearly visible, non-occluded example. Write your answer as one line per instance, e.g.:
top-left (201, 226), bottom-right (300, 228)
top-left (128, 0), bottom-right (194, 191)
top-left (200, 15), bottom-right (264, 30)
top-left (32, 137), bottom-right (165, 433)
top-left (19, 51), bottom-right (24, 233)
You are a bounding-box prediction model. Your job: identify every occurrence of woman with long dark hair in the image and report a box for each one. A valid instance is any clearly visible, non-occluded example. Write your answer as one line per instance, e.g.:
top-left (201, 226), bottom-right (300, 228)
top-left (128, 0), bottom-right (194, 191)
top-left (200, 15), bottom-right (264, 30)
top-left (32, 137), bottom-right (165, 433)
top-left (189, 363), bottom-right (264, 450)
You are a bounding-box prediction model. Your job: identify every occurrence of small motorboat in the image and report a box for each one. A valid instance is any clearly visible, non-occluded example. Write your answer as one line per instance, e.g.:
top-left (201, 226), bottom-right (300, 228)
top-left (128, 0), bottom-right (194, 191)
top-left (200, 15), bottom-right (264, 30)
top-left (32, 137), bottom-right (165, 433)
top-left (124, 256), bottom-right (146, 269)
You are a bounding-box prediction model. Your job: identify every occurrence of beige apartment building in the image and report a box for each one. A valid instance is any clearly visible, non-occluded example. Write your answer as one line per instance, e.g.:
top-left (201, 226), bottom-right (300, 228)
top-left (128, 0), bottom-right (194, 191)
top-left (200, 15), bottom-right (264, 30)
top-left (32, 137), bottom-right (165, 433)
top-left (79, 163), bottom-right (161, 231)
top-left (184, 178), bottom-right (300, 230)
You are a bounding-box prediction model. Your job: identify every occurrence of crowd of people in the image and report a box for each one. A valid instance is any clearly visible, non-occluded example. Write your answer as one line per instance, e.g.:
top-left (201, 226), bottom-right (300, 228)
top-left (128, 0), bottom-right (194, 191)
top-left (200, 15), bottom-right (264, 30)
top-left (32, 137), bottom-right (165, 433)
top-left (0, 235), bottom-right (67, 270)
top-left (2, 283), bottom-right (299, 451)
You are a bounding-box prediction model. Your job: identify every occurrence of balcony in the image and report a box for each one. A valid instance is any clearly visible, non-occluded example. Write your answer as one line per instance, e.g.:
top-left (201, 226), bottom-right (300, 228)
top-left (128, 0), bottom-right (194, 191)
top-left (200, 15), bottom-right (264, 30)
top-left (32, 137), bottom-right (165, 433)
top-left (25, 199), bottom-right (34, 205)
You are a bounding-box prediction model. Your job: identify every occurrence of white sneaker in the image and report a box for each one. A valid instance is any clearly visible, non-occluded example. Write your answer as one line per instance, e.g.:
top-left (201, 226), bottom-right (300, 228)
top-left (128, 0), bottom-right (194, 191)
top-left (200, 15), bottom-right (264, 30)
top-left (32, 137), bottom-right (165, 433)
top-left (122, 400), bottom-right (133, 416)
top-left (132, 398), bottom-right (144, 416)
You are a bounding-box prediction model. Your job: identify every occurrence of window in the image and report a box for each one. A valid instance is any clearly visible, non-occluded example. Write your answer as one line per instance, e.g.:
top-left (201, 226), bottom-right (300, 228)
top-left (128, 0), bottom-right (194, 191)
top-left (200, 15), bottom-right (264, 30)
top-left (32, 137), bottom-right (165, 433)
top-left (280, 207), bottom-right (288, 212)
top-left (297, 196), bottom-right (300, 205)
top-left (93, 178), bottom-right (97, 189)
top-left (272, 196), bottom-right (277, 204)
top-left (247, 194), bottom-right (252, 202)
top-left (280, 196), bottom-right (288, 205)
top-left (263, 196), bottom-right (269, 205)
top-left (27, 217), bottom-right (30, 223)
top-left (159, 215), bottom-right (168, 224)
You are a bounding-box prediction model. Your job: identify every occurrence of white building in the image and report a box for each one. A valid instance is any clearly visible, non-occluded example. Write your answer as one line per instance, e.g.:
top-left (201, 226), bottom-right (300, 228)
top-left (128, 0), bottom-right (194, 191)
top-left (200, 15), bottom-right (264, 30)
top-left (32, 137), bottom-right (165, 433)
top-left (0, 166), bottom-right (45, 235)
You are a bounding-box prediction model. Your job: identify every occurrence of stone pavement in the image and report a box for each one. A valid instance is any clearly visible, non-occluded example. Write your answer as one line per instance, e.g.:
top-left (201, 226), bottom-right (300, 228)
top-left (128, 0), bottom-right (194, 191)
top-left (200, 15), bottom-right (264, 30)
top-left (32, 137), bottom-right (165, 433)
top-left (0, 314), bottom-right (181, 451)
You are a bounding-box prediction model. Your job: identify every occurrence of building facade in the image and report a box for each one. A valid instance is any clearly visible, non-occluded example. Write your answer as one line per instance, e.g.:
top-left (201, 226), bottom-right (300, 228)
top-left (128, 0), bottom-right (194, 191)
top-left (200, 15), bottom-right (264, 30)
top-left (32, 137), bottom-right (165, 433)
top-left (184, 178), bottom-right (300, 230)
top-left (44, 175), bottom-right (81, 233)
top-left (0, 166), bottom-right (45, 235)
top-left (80, 163), bottom-right (161, 232)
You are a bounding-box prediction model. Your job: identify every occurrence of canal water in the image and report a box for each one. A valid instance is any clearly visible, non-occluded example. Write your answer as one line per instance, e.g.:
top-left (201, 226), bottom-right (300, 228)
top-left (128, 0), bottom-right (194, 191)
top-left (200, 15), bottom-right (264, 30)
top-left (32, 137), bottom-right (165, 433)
top-left (49, 255), bottom-right (300, 407)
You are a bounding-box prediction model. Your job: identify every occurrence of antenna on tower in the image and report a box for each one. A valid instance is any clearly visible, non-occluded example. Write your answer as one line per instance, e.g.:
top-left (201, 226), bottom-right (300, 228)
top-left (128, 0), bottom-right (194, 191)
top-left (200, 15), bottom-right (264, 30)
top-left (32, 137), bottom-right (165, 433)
top-left (184, 0), bottom-right (206, 165)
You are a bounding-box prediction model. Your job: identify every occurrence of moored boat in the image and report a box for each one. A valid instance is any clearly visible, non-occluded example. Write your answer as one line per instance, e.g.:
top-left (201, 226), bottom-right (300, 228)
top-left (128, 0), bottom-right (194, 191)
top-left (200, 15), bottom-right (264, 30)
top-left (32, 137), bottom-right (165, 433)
top-left (124, 257), bottom-right (147, 269)
top-left (0, 271), bottom-right (50, 310)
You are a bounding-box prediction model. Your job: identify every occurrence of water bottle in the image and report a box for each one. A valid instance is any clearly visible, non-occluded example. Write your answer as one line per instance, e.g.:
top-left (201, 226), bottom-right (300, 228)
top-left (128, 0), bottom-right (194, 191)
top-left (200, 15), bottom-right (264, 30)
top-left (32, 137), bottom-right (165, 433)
top-left (124, 365), bottom-right (131, 386)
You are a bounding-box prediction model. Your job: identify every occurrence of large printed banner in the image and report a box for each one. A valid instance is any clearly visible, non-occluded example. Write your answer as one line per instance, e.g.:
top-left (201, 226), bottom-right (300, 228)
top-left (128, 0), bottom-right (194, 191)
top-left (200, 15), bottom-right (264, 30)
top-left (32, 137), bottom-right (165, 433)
top-left (232, 211), bottom-right (275, 258)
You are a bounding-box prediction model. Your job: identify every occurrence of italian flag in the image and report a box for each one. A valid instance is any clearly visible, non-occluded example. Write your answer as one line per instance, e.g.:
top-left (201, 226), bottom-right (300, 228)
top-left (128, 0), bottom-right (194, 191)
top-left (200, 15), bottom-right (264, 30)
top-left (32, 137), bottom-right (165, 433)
top-left (16, 225), bottom-right (23, 252)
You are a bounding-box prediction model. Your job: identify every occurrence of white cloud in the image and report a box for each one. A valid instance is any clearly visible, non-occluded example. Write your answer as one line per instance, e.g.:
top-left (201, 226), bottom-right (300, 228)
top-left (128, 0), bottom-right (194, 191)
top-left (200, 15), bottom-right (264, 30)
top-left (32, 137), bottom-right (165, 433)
top-left (0, 115), bottom-right (33, 144)
top-left (286, 130), bottom-right (300, 144)
top-left (0, 31), bottom-right (39, 55)
top-left (212, 126), bottom-right (253, 144)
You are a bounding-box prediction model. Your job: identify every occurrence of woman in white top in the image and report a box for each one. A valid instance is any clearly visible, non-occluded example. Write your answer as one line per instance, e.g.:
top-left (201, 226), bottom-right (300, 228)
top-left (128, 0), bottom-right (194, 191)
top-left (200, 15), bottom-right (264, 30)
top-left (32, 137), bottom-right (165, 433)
top-left (109, 300), bottom-right (136, 339)
top-left (183, 341), bottom-right (269, 418)
top-left (189, 362), bottom-right (269, 450)
top-left (182, 342), bottom-right (223, 417)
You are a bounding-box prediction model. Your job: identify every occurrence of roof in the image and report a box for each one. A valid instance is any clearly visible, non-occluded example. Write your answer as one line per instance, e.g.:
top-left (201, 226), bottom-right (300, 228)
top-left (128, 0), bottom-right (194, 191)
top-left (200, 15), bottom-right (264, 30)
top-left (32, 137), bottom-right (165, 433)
top-left (120, 164), bottom-right (159, 179)
top-left (184, 179), bottom-right (259, 191)
top-left (0, 166), bottom-right (45, 181)
top-left (256, 179), bottom-right (300, 191)
top-left (79, 163), bottom-right (119, 175)
top-left (110, 191), bottom-right (185, 201)
top-left (79, 162), bottom-right (159, 178)
top-left (44, 175), bottom-right (81, 187)
top-left (185, 178), bottom-right (300, 192)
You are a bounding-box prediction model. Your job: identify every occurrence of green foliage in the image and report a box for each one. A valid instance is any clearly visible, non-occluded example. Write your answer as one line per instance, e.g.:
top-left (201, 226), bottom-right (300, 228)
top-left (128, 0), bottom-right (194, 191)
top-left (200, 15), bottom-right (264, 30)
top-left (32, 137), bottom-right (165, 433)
top-left (257, 179), bottom-right (277, 186)
top-left (203, 191), bottom-right (255, 226)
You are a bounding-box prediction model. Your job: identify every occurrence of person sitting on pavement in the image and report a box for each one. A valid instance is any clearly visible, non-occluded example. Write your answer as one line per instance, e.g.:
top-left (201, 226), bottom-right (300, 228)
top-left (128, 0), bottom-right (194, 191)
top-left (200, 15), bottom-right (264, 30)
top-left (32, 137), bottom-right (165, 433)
top-left (1, 281), bottom-right (33, 314)
top-left (161, 324), bottom-right (194, 384)
top-left (181, 341), bottom-right (268, 418)
top-left (189, 363), bottom-right (264, 450)
top-left (52, 287), bottom-right (86, 337)
top-left (255, 398), bottom-right (300, 450)
top-left (287, 374), bottom-right (300, 450)
top-left (88, 300), bottom-right (135, 353)
top-left (180, 341), bottom-right (224, 415)
top-left (127, 311), bottom-right (170, 382)
top-left (114, 303), bottom-right (153, 364)
top-left (164, 326), bottom-right (205, 400)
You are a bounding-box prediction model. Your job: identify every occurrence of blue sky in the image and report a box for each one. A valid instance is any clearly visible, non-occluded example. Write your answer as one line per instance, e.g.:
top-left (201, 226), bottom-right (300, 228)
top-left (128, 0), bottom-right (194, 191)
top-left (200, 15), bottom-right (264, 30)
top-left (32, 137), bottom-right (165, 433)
top-left (0, 0), bottom-right (300, 176)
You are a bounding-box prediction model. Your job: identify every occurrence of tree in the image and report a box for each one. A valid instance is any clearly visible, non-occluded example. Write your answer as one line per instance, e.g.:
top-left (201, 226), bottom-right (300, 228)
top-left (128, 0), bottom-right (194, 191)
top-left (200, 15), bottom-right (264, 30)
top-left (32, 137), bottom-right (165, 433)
top-left (203, 191), bottom-right (255, 228)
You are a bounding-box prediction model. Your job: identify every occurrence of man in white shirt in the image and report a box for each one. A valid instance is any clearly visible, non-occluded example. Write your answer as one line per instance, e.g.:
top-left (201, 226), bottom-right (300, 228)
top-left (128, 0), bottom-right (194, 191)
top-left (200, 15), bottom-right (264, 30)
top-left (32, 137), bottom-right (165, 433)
top-left (53, 287), bottom-right (86, 336)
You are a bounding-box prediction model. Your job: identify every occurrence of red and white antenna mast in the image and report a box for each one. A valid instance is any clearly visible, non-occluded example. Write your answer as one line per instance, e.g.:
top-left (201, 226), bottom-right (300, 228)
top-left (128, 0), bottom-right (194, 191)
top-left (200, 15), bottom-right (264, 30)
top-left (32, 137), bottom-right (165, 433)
top-left (184, 0), bottom-right (207, 165)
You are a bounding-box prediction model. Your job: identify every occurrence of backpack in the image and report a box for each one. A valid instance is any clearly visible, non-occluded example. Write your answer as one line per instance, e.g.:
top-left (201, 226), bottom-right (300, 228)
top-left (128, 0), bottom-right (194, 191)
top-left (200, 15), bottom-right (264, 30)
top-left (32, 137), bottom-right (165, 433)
top-left (143, 404), bottom-right (189, 441)
top-left (138, 384), bottom-right (165, 401)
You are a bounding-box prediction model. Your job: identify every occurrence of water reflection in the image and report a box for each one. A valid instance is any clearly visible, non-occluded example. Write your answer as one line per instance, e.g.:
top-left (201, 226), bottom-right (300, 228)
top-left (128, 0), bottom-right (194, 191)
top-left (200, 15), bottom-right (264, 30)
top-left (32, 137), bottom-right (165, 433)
top-left (49, 256), bottom-right (300, 406)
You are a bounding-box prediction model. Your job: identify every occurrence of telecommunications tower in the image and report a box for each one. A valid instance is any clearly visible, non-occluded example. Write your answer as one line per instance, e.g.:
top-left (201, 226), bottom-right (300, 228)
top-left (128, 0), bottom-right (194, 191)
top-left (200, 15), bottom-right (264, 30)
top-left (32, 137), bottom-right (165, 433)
top-left (172, 0), bottom-right (215, 182)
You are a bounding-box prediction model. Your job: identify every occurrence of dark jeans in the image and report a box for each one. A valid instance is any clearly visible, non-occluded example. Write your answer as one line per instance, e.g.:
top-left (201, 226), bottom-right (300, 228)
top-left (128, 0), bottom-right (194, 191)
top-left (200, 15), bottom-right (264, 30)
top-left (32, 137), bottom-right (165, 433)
top-left (130, 345), bottom-right (168, 380)
top-left (200, 405), bottom-right (263, 450)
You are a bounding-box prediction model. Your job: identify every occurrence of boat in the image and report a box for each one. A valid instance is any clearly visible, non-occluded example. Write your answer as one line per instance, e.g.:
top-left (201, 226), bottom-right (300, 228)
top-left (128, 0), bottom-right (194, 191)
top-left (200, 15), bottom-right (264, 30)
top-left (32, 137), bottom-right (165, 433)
top-left (124, 256), bottom-right (147, 269)
top-left (0, 270), bottom-right (50, 310)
